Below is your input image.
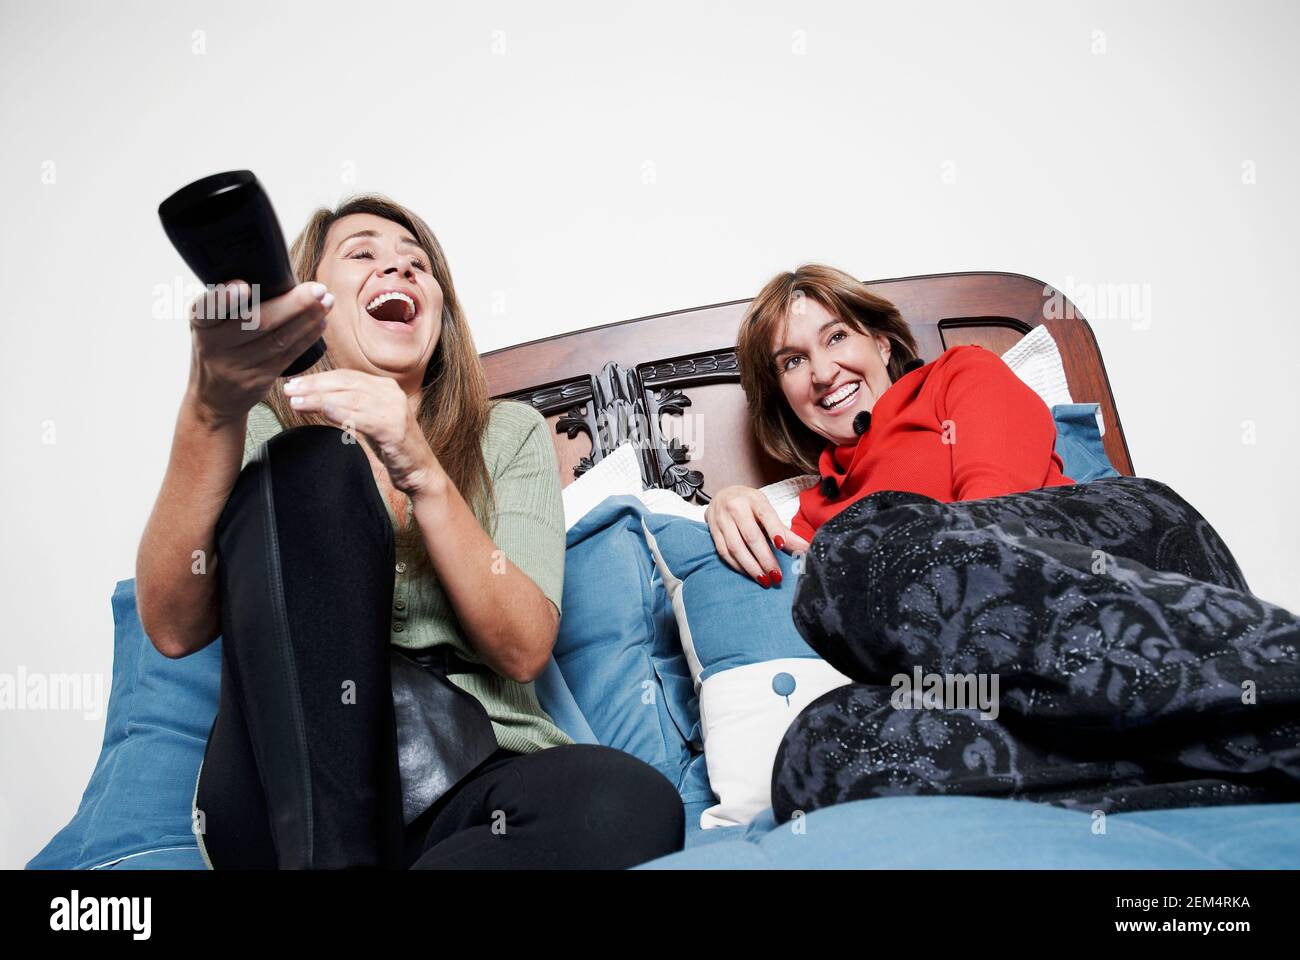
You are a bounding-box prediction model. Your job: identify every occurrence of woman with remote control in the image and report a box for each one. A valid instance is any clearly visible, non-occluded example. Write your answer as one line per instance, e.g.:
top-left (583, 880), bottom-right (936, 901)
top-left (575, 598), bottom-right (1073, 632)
top-left (135, 195), bottom-right (684, 869)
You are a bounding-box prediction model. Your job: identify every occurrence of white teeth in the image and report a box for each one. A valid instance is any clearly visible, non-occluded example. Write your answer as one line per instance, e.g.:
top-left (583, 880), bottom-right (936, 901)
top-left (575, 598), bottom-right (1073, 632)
top-left (365, 291), bottom-right (416, 321)
top-left (819, 381), bottom-right (860, 409)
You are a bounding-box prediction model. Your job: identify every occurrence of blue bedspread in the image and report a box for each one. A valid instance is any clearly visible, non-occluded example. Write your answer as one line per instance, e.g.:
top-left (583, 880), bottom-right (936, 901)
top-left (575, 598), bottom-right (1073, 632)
top-left (70, 797), bottom-right (1300, 870)
top-left (656, 796), bottom-right (1300, 869)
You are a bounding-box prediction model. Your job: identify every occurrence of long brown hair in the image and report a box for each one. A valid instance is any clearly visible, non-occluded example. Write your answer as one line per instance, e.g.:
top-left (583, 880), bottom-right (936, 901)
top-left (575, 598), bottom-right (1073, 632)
top-left (263, 195), bottom-right (496, 567)
top-left (736, 263), bottom-right (920, 474)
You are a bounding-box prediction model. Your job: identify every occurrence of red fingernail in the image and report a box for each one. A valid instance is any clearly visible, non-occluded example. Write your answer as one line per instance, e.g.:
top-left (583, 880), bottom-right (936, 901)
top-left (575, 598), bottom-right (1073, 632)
top-left (757, 574), bottom-right (770, 588)
top-left (774, 536), bottom-right (785, 550)
top-left (770, 568), bottom-right (782, 584)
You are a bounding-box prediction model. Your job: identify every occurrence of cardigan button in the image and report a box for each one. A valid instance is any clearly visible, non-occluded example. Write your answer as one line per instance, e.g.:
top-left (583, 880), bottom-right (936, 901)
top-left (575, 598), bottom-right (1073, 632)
top-left (395, 598), bottom-right (407, 611)
top-left (395, 561), bottom-right (407, 574)
top-left (393, 621), bottom-right (405, 633)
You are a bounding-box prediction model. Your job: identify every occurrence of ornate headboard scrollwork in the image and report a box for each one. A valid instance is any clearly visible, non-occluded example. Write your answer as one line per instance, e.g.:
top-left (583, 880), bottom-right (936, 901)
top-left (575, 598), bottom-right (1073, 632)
top-left (637, 350), bottom-right (743, 504)
top-left (504, 351), bottom-right (742, 505)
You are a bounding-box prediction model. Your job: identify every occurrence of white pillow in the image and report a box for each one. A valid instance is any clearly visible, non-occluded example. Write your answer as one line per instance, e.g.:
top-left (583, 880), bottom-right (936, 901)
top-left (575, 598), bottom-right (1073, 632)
top-left (759, 474), bottom-right (819, 528)
top-left (561, 441), bottom-right (645, 531)
top-left (997, 324), bottom-right (1108, 437)
top-left (636, 487), bottom-right (707, 522)
top-left (694, 658), bottom-right (852, 828)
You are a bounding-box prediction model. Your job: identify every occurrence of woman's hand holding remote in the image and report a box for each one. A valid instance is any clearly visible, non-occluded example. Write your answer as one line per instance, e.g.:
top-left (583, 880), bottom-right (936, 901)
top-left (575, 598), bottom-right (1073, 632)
top-left (186, 279), bottom-right (334, 428)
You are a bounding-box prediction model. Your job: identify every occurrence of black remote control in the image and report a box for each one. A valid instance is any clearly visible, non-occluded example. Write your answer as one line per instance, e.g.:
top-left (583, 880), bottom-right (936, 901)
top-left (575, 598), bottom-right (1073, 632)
top-left (158, 170), bottom-right (325, 377)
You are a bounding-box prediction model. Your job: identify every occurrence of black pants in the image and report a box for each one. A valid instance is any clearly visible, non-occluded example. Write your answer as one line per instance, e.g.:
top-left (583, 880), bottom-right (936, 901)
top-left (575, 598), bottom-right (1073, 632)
top-left (194, 425), bottom-right (684, 869)
top-left (773, 476), bottom-right (1300, 820)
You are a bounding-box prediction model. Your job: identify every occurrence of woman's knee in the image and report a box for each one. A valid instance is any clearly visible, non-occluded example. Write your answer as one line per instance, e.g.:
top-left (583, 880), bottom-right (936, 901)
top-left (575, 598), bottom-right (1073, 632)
top-left (1081, 476), bottom-right (1249, 590)
top-left (523, 745), bottom-right (685, 863)
top-left (550, 745), bottom-right (681, 816)
top-left (219, 424), bottom-right (391, 554)
top-left (262, 424), bottom-right (371, 486)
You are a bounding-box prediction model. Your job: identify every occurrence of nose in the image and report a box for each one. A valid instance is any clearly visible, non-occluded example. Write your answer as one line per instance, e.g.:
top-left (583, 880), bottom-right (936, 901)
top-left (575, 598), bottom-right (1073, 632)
top-left (810, 354), bottom-right (839, 392)
top-left (380, 247), bottom-right (416, 279)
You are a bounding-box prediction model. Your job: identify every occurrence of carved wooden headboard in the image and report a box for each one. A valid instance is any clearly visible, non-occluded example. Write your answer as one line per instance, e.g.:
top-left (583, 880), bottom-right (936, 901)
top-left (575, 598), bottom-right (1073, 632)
top-left (480, 271), bottom-right (1134, 501)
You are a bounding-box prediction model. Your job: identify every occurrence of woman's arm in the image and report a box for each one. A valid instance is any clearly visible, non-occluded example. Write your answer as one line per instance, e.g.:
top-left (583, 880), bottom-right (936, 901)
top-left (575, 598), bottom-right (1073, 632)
top-left (412, 459), bottom-right (559, 684)
top-left (135, 390), bottom-right (244, 658)
top-left (941, 346), bottom-right (1065, 500)
top-left (136, 280), bottom-right (333, 658)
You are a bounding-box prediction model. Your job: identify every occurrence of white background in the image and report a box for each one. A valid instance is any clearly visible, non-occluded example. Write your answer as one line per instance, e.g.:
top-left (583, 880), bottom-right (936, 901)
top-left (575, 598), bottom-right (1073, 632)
top-left (2, 0), bottom-right (1297, 868)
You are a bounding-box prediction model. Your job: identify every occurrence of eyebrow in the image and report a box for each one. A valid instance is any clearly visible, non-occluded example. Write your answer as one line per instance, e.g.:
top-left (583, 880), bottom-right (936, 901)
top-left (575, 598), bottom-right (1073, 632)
top-left (771, 319), bottom-right (846, 361)
top-left (335, 229), bottom-right (424, 253)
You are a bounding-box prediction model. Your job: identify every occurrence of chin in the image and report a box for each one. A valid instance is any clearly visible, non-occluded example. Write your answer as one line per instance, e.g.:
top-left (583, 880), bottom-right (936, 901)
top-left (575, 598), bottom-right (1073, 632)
top-left (808, 405), bottom-right (864, 445)
top-left (357, 337), bottom-right (425, 366)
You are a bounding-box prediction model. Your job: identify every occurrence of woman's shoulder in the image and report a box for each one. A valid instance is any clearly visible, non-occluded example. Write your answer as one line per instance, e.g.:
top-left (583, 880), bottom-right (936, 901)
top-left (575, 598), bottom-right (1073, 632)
top-left (481, 400), bottom-right (563, 531)
top-left (925, 343), bottom-right (1049, 422)
top-left (934, 343), bottom-right (1001, 371)
top-left (923, 344), bottom-right (1016, 387)
top-left (488, 396), bottom-right (545, 424)
top-left (486, 395), bottom-right (551, 439)
top-left (485, 399), bottom-right (547, 444)
top-left (482, 399), bottom-right (552, 470)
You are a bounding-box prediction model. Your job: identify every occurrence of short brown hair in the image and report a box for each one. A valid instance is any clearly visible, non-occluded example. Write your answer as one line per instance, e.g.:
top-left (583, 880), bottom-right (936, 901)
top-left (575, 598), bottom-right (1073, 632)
top-left (736, 263), bottom-right (920, 474)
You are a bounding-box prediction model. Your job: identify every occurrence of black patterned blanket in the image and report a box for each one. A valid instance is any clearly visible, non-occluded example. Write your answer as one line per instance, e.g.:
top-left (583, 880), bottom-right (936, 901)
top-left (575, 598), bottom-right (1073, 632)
top-left (771, 477), bottom-right (1300, 821)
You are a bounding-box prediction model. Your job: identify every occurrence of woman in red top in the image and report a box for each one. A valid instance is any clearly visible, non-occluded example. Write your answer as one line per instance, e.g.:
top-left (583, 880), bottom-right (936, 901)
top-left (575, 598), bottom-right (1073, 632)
top-left (704, 263), bottom-right (1074, 584)
top-left (708, 264), bottom-right (1300, 819)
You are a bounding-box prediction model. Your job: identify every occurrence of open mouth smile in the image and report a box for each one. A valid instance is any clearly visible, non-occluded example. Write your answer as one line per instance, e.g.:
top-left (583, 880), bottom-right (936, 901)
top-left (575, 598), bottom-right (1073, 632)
top-left (364, 290), bottom-right (419, 331)
top-left (818, 380), bottom-right (861, 413)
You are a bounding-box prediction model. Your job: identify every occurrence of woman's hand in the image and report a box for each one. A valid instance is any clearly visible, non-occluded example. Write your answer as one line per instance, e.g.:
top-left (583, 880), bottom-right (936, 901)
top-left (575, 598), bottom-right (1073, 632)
top-left (704, 485), bottom-right (811, 587)
top-left (282, 369), bottom-right (440, 497)
top-left (188, 279), bottom-right (333, 426)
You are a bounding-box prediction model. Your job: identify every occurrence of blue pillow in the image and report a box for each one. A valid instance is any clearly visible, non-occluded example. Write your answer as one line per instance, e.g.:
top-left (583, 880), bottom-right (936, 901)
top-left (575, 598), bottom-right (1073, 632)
top-left (1052, 402), bottom-right (1120, 483)
top-left (555, 496), bottom-right (713, 804)
top-left (28, 578), bottom-right (603, 869)
top-left (534, 658), bottom-right (599, 746)
top-left (640, 512), bottom-right (852, 827)
top-left (26, 579), bottom-right (137, 868)
top-left (641, 514), bottom-right (816, 678)
top-left (27, 578), bottom-right (220, 869)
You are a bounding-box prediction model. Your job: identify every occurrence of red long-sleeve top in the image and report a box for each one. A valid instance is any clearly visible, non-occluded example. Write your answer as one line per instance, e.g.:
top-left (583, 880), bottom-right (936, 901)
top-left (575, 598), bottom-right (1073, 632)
top-left (790, 344), bottom-right (1074, 541)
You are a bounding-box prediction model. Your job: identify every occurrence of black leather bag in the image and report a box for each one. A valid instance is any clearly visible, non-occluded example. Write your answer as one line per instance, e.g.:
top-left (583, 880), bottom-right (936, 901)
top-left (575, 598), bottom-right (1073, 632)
top-left (388, 646), bottom-right (499, 825)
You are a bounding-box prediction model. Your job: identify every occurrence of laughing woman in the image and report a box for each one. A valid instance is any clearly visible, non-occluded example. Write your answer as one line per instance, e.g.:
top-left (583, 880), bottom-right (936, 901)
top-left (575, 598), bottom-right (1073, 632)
top-left (707, 263), bottom-right (1300, 818)
top-left (135, 195), bottom-right (684, 869)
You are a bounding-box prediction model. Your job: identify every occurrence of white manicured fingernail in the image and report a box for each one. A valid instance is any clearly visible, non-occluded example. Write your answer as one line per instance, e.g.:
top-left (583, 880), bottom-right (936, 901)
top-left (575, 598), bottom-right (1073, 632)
top-left (321, 292), bottom-right (335, 309)
top-left (285, 378), bottom-right (300, 392)
top-left (290, 395), bottom-right (304, 406)
top-left (308, 282), bottom-right (327, 299)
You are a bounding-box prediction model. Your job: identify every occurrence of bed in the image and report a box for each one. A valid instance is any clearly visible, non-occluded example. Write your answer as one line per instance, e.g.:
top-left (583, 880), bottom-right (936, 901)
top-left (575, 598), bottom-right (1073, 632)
top-left (28, 272), bottom-right (1300, 870)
